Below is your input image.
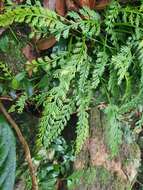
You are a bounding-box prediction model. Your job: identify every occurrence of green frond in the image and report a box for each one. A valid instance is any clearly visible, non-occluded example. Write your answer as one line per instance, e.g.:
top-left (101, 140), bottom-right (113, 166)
top-left (105, 0), bottom-right (120, 43)
top-left (37, 45), bottom-right (79, 147)
top-left (0, 6), bottom-right (66, 40)
top-left (92, 51), bottom-right (108, 89)
top-left (105, 105), bottom-right (123, 156)
top-left (0, 62), bottom-right (12, 80)
top-left (75, 53), bottom-right (91, 153)
top-left (9, 93), bottom-right (28, 114)
top-left (136, 39), bottom-right (143, 87)
top-left (108, 69), bottom-right (119, 99)
top-left (39, 98), bottom-right (75, 147)
top-left (0, 6), bottom-right (57, 27)
top-left (1, 1), bottom-right (143, 159)
top-left (68, 7), bottom-right (101, 37)
top-left (111, 45), bottom-right (133, 85)
top-left (76, 101), bottom-right (89, 154)
top-left (119, 90), bottom-right (143, 114)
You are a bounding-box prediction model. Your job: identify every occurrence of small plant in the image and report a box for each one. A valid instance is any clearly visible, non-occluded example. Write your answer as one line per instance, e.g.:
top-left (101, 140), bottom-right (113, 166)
top-left (0, 0), bottom-right (143, 189)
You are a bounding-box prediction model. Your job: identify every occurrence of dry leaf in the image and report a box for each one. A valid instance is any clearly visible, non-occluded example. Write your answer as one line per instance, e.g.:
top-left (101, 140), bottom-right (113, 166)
top-left (0, 28), bottom-right (5, 36)
top-left (22, 44), bottom-right (37, 77)
top-left (12, 0), bottom-right (25, 4)
top-left (43, 0), bottom-right (56, 10)
top-left (74, 0), bottom-right (109, 9)
top-left (56, 0), bottom-right (66, 16)
top-left (78, 0), bottom-right (90, 7)
top-left (95, 0), bottom-right (109, 10)
top-left (0, 0), bottom-right (4, 13)
top-left (36, 36), bottom-right (56, 51)
top-left (22, 44), bottom-right (36, 61)
top-left (89, 0), bottom-right (96, 9)
top-left (66, 0), bottom-right (79, 11)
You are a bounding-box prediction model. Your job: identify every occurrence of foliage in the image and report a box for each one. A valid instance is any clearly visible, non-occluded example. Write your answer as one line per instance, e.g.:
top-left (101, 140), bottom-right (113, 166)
top-left (0, 116), bottom-right (16, 190)
top-left (105, 105), bottom-right (123, 156)
top-left (25, 137), bottom-right (74, 190)
top-left (1, 0), bottom-right (143, 188)
top-left (1, 0), bottom-right (143, 154)
top-left (67, 167), bottom-right (97, 189)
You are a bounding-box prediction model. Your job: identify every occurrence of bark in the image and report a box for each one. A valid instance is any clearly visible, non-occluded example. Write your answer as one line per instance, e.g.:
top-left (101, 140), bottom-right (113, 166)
top-left (74, 108), bottom-right (141, 190)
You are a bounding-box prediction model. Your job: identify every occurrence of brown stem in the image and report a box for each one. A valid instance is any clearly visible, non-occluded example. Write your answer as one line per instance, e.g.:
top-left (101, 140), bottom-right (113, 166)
top-left (0, 101), bottom-right (38, 190)
top-left (0, 96), bottom-right (13, 101)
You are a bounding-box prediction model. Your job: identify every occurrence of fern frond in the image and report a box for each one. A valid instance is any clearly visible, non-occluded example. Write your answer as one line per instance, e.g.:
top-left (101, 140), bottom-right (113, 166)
top-left (105, 105), bottom-right (123, 156)
top-left (38, 98), bottom-right (74, 148)
top-left (68, 7), bottom-right (100, 38)
top-left (38, 98), bottom-right (75, 147)
top-left (76, 96), bottom-right (90, 154)
top-left (38, 48), bottom-right (78, 147)
top-left (136, 39), bottom-right (143, 87)
top-left (0, 6), bottom-right (101, 41)
top-left (108, 69), bottom-right (119, 99)
top-left (0, 6), bottom-right (58, 26)
top-left (111, 45), bottom-right (133, 85)
top-left (75, 52), bottom-right (91, 153)
top-left (0, 62), bottom-right (12, 80)
top-left (105, 0), bottom-right (120, 43)
top-left (92, 51), bottom-right (108, 89)
top-left (119, 90), bottom-right (143, 114)
top-left (122, 6), bottom-right (143, 39)
top-left (0, 6), bottom-right (66, 40)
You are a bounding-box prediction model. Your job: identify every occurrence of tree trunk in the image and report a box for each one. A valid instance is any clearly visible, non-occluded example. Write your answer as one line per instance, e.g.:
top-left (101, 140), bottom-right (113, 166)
top-left (74, 108), bottom-right (141, 190)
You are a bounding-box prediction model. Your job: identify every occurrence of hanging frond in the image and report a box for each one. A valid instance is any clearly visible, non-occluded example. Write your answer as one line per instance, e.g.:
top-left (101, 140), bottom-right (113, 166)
top-left (92, 51), bottom-right (108, 89)
top-left (105, 0), bottom-right (120, 43)
top-left (105, 105), bottom-right (123, 156)
top-left (111, 45), bottom-right (133, 85)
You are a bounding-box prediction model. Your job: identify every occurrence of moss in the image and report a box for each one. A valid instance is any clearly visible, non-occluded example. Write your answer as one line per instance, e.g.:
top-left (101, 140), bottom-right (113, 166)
top-left (96, 167), bottom-right (111, 185)
top-left (0, 29), bottom-right (27, 74)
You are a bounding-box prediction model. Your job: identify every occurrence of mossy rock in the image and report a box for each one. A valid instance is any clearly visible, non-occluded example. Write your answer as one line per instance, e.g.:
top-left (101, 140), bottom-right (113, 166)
top-left (73, 108), bottom-right (141, 190)
top-left (0, 30), bottom-right (26, 74)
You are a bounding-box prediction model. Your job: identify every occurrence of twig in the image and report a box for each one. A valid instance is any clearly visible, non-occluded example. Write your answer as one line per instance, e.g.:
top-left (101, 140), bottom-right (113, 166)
top-left (0, 101), bottom-right (38, 190)
top-left (0, 96), bottom-right (13, 101)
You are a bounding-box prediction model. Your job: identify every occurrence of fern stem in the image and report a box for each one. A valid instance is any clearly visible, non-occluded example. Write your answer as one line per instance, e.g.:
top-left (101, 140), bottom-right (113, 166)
top-left (8, 26), bottom-right (19, 43)
top-left (114, 22), bottom-right (143, 31)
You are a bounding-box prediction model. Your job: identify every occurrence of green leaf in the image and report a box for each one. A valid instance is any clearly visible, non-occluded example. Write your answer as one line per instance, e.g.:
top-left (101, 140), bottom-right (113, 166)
top-left (0, 116), bottom-right (16, 190)
top-left (11, 78), bottom-right (20, 89)
top-left (15, 72), bottom-right (26, 81)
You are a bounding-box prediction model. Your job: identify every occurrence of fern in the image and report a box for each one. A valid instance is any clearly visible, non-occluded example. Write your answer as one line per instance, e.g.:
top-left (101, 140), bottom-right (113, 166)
top-left (111, 45), bottom-right (133, 85)
top-left (38, 47), bottom-right (78, 147)
top-left (105, 1), bottom-right (120, 44)
top-left (75, 93), bottom-right (90, 154)
top-left (119, 90), bottom-right (143, 114)
top-left (75, 53), bottom-right (91, 153)
top-left (136, 39), bottom-right (143, 87)
top-left (0, 116), bottom-right (16, 190)
top-left (68, 167), bottom-right (96, 189)
top-left (0, 6), bottom-right (66, 40)
top-left (68, 7), bottom-right (100, 38)
top-left (0, 6), bottom-right (101, 41)
top-left (0, 62), bottom-right (12, 80)
top-left (105, 105), bottom-right (123, 156)
top-left (108, 69), bottom-right (119, 99)
top-left (9, 93), bottom-right (28, 114)
top-left (1, 1), bottom-right (143, 159)
top-left (92, 51), bottom-right (108, 89)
